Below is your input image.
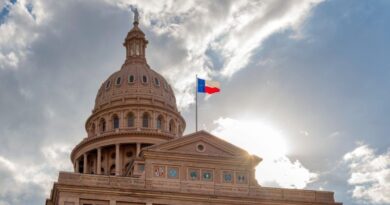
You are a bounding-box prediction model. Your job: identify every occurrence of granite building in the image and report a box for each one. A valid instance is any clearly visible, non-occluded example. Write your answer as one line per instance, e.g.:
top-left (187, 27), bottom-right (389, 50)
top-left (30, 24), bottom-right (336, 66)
top-left (45, 12), bottom-right (342, 205)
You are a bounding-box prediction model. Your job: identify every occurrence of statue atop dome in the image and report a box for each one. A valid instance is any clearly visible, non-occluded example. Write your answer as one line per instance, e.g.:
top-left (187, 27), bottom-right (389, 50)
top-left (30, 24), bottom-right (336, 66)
top-left (131, 7), bottom-right (139, 24)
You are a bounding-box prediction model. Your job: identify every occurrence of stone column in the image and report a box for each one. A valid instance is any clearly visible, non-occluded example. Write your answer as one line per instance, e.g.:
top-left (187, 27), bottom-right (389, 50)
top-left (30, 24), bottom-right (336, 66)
top-left (83, 153), bottom-right (88, 174)
top-left (115, 144), bottom-right (121, 176)
top-left (75, 159), bottom-right (79, 173)
top-left (136, 143), bottom-right (141, 157)
top-left (97, 147), bottom-right (102, 175)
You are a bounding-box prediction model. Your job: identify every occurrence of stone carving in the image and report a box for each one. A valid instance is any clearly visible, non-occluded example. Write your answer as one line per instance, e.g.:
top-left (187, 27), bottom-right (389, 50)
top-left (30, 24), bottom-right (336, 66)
top-left (154, 166), bottom-right (165, 177)
top-left (168, 167), bottom-right (179, 179)
top-left (202, 170), bottom-right (213, 181)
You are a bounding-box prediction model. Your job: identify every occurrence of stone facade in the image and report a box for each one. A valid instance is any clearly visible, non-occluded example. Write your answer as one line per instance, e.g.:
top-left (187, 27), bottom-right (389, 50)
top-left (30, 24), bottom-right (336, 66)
top-left (45, 12), bottom-right (342, 205)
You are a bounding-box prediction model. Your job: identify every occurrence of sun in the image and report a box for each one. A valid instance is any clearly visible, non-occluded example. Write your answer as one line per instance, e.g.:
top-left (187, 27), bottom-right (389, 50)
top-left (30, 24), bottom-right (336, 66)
top-left (212, 117), bottom-right (288, 159)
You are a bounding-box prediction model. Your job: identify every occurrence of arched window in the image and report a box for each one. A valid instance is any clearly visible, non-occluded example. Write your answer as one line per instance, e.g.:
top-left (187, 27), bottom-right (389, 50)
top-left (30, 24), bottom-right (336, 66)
top-left (127, 112), bottom-right (134, 127)
top-left (154, 78), bottom-right (160, 86)
top-left (128, 75), bottom-right (135, 83)
top-left (105, 80), bottom-right (111, 89)
top-left (130, 43), bottom-right (135, 56)
top-left (142, 113), bottom-right (150, 128)
top-left (169, 120), bottom-right (176, 133)
top-left (135, 43), bottom-right (140, 55)
top-left (113, 115), bottom-right (119, 129)
top-left (116, 77), bottom-right (121, 85)
top-left (142, 75), bottom-right (148, 83)
top-left (90, 123), bottom-right (96, 135)
top-left (99, 118), bottom-right (106, 132)
top-left (156, 115), bottom-right (164, 130)
top-left (163, 82), bottom-right (168, 90)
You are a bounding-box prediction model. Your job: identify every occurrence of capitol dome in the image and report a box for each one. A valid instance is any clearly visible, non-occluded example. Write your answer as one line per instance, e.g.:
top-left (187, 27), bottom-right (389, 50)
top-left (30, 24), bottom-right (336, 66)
top-left (70, 14), bottom-right (186, 176)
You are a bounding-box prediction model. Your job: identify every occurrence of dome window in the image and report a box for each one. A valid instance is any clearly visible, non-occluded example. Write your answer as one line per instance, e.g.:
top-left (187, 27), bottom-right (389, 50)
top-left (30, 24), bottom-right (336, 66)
top-left (142, 75), bottom-right (148, 84)
top-left (113, 115), bottom-right (119, 129)
top-left (128, 75), bottom-right (135, 83)
top-left (116, 77), bottom-right (121, 85)
top-left (127, 112), bottom-right (135, 127)
top-left (163, 82), bottom-right (168, 90)
top-left (105, 80), bottom-right (111, 89)
top-left (142, 112), bottom-right (150, 128)
top-left (99, 118), bottom-right (106, 132)
top-left (90, 123), bottom-right (96, 136)
top-left (156, 115), bottom-right (164, 130)
top-left (169, 119), bottom-right (176, 133)
top-left (154, 78), bottom-right (160, 86)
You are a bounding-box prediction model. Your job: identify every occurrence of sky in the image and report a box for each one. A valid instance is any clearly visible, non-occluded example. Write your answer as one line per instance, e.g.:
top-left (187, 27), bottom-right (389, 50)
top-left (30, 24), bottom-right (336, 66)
top-left (0, 0), bottom-right (389, 204)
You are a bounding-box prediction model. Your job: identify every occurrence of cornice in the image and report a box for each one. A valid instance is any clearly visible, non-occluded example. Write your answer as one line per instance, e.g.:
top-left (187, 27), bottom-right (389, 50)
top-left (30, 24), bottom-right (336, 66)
top-left (48, 172), bottom-right (341, 205)
top-left (70, 130), bottom-right (175, 161)
top-left (143, 150), bottom-right (255, 167)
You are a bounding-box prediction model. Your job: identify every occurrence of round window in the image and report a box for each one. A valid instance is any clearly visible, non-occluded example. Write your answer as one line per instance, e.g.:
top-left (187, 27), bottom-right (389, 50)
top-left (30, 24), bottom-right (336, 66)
top-left (196, 143), bottom-right (205, 152)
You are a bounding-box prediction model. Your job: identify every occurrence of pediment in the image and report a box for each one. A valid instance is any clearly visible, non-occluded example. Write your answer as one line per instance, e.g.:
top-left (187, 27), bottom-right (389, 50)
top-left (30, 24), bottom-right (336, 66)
top-left (145, 130), bottom-right (252, 158)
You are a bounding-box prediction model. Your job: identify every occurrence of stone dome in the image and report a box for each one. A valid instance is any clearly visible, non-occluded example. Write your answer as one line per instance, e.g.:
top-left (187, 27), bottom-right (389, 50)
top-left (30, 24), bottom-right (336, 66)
top-left (83, 19), bottom-right (186, 139)
top-left (94, 63), bottom-right (178, 113)
top-left (70, 16), bottom-right (186, 176)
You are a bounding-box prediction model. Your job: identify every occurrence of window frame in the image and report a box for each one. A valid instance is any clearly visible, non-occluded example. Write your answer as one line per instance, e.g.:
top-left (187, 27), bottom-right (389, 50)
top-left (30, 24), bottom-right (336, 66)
top-left (128, 75), bottom-right (135, 84)
top-left (115, 77), bottom-right (122, 86)
top-left (142, 75), bottom-right (148, 84)
top-left (105, 80), bottom-right (111, 89)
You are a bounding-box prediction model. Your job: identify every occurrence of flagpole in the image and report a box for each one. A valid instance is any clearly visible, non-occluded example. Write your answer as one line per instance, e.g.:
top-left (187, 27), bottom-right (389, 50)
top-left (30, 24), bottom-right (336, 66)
top-left (195, 75), bottom-right (198, 132)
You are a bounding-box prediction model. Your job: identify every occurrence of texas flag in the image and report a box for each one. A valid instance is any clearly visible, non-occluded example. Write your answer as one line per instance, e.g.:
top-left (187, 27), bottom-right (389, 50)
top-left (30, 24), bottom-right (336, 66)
top-left (197, 78), bottom-right (221, 94)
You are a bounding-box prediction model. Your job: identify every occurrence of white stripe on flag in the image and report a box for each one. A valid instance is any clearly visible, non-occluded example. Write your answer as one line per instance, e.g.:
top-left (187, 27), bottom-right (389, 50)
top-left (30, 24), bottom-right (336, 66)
top-left (206, 80), bottom-right (220, 88)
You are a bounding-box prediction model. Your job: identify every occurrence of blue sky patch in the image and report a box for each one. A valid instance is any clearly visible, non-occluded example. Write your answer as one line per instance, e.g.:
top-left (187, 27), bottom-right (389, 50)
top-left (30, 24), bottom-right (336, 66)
top-left (0, 0), bottom-right (17, 24)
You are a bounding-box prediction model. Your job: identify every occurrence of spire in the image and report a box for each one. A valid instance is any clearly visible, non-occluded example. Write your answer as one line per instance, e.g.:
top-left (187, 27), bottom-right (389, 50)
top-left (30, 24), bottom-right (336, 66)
top-left (123, 7), bottom-right (148, 64)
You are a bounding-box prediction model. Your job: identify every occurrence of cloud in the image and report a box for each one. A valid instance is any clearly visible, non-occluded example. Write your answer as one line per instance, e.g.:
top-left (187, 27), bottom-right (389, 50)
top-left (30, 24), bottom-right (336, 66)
top-left (0, 0), bottom-right (324, 204)
top-left (343, 144), bottom-right (390, 204)
top-left (105, 0), bottom-right (325, 109)
top-left (0, 0), bottom-right (325, 107)
top-left (212, 117), bottom-right (317, 188)
top-left (0, 0), bottom-right (48, 70)
top-left (0, 144), bottom-right (72, 204)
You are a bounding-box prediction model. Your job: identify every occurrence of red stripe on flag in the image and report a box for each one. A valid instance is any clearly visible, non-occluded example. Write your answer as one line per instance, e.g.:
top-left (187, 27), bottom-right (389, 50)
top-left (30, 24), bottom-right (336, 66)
top-left (205, 87), bottom-right (220, 94)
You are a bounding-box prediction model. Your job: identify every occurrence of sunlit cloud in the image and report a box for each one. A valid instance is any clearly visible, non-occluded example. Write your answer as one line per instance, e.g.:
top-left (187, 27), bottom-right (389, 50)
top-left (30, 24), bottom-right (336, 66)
top-left (106, 0), bottom-right (324, 109)
top-left (344, 144), bottom-right (390, 204)
top-left (212, 117), bottom-right (317, 188)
